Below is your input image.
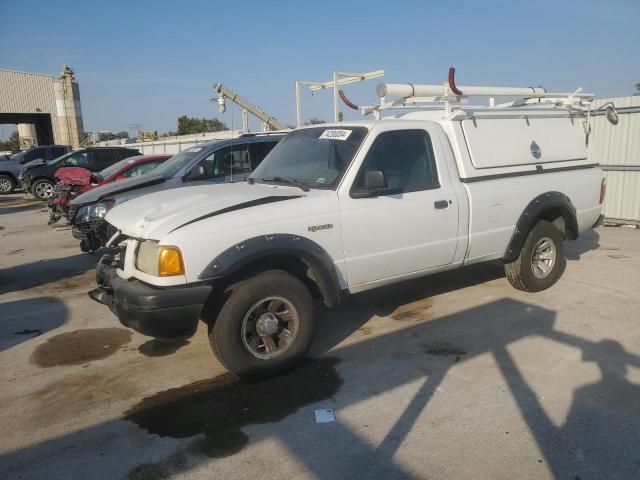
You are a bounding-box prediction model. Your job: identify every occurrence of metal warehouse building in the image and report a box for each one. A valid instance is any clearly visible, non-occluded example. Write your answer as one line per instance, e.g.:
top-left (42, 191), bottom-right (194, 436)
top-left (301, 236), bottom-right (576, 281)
top-left (592, 96), bottom-right (640, 224)
top-left (0, 65), bottom-right (86, 148)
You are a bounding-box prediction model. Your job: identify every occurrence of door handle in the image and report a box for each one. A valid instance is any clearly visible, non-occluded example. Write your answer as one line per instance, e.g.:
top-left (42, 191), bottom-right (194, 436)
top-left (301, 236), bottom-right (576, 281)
top-left (434, 200), bottom-right (450, 209)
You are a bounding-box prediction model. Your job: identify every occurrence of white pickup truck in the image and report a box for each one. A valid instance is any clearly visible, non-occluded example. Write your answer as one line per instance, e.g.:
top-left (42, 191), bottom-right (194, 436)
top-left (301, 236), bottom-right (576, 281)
top-left (90, 79), bottom-right (611, 378)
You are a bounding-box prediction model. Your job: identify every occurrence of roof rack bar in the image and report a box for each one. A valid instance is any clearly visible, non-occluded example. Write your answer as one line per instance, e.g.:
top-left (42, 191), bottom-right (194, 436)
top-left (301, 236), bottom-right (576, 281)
top-left (376, 83), bottom-right (593, 99)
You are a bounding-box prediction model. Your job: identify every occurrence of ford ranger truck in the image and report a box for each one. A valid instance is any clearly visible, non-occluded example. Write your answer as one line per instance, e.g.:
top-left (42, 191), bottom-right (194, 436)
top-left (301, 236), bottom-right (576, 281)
top-left (89, 88), bottom-right (607, 379)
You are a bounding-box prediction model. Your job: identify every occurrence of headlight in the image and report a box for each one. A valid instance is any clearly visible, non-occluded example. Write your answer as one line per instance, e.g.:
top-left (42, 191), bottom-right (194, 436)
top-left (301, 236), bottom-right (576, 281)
top-left (76, 201), bottom-right (112, 223)
top-left (136, 240), bottom-right (184, 277)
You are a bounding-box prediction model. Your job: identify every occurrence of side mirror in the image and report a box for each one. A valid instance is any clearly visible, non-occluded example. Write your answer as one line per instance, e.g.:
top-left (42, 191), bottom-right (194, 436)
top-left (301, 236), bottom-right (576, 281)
top-left (351, 170), bottom-right (388, 198)
top-left (605, 104), bottom-right (619, 125)
top-left (364, 170), bottom-right (387, 190)
top-left (188, 165), bottom-right (206, 180)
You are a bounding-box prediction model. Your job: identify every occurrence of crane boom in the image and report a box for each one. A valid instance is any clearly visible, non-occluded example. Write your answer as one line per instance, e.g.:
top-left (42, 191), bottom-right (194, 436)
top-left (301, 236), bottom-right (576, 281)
top-left (213, 84), bottom-right (287, 131)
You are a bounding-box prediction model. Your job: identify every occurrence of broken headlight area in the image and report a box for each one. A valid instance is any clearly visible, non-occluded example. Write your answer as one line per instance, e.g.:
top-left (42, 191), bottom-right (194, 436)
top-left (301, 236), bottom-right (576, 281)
top-left (75, 200), bottom-right (114, 224)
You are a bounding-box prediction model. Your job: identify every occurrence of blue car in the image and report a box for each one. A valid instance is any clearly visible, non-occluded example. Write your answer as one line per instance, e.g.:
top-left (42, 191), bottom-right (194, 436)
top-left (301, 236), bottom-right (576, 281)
top-left (69, 132), bottom-right (284, 252)
top-left (0, 145), bottom-right (71, 194)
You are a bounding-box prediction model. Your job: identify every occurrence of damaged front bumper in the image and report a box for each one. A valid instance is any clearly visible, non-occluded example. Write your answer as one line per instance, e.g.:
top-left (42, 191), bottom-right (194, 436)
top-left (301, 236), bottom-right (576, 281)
top-left (89, 254), bottom-right (212, 339)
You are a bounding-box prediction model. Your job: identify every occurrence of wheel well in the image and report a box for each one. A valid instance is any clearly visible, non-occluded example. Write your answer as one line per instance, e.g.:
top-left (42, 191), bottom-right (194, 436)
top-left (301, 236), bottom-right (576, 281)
top-left (32, 176), bottom-right (54, 184)
top-left (0, 171), bottom-right (17, 182)
top-left (201, 254), bottom-right (326, 329)
top-left (504, 192), bottom-right (579, 262)
top-left (534, 206), bottom-right (577, 240)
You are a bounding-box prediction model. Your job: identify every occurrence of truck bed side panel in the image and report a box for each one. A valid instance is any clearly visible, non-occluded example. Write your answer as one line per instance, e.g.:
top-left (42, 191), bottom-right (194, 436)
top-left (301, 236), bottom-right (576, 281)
top-left (462, 167), bottom-right (603, 264)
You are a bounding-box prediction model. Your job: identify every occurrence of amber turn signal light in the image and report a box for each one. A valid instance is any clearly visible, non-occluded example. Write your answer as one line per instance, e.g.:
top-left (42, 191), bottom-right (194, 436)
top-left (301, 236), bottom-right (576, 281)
top-left (158, 246), bottom-right (185, 276)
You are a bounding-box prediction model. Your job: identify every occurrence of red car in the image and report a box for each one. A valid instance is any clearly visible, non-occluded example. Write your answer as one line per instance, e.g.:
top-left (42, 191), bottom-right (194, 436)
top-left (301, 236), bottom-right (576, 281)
top-left (48, 154), bottom-right (171, 224)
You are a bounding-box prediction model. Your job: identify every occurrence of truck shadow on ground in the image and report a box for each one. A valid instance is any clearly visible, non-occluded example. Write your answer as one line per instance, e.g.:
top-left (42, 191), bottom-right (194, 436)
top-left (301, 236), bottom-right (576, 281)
top-left (0, 253), bottom-right (97, 294)
top-left (2, 288), bottom-right (639, 479)
top-left (564, 229), bottom-right (600, 261)
top-left (0, 297), bottom-right (68, 352)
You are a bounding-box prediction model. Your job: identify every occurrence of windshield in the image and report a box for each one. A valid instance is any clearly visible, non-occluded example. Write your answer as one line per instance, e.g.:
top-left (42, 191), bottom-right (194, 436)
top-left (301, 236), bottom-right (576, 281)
top-left (151, 147), bottom-right (204, 178)
top-left (250, 127), bottom-right (368, 189)
top-left (98, 157), bottom-right (139, 180)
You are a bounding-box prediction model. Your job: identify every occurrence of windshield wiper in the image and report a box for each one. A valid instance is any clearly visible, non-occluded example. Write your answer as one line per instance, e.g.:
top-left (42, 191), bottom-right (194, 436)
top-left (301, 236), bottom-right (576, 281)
top-left (258, 176), bottom-right (310, 192)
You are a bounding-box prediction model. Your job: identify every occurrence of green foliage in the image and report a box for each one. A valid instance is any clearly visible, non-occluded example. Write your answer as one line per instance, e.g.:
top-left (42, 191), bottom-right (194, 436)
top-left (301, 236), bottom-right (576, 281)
top-left (635, 83), bottom-right (640, 96)
top-left (177, 116), bottom-right (228, 135)
top-left (305, 118), bottom-right (326, 125)
top-left (0, 131), bottom-right (20, 151)
top-left (97, 131), bottom-right (117, 142)
top-left (115, 131), bottom-right (129, 139)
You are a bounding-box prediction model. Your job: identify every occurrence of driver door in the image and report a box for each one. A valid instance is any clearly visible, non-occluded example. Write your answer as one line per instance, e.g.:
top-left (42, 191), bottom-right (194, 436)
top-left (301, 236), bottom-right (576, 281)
top-left (339, 126), bottom-right (459, 288)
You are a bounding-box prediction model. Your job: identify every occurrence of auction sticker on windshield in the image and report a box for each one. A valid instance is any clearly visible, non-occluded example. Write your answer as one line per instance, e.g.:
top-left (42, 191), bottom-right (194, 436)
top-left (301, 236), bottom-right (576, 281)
top-left (319, 129), bottom-right (352, 141)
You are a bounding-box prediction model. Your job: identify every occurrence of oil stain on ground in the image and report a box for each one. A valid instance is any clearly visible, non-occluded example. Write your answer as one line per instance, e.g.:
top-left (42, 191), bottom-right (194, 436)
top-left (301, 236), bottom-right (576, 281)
top-left (31, 328), bottom-right (132, 367)
top-left (424, 342), bottom-right (466, 360)
top-left (125, 357), bottom-right (342, 462)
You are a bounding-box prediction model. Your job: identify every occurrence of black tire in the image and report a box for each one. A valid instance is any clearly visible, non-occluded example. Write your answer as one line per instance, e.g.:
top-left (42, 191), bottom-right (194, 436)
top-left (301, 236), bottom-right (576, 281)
top-left (505, 220), bottom-right (566, 292)
top-left (209, 270), bottom-right (316, 379)
top-left (31, 179), bottom-right (55, 201)
top-left (0, 174), bottom-right (16, 194)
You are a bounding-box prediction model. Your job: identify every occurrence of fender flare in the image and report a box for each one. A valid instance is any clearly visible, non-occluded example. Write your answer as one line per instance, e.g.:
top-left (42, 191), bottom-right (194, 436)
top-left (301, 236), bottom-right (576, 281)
top-left (198, 234), bottom-right (342, 308)
top-left (504, 191), bottom-right (578, 262)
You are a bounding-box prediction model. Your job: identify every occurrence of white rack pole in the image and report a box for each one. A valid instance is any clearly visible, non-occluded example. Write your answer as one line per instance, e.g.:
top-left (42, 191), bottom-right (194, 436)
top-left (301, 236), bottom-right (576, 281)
top-left (333, 71), bottom-right (339, 122)
top-left (295, 80), bottom-right (302, 128)
top-left (377, 83), bottom-right (593, 99)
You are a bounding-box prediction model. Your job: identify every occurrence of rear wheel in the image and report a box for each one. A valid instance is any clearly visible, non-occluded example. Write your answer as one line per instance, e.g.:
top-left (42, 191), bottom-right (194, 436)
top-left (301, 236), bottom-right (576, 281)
top-left (505, 220), bottom-right (566, 292)
top-left (31, 179), bottom-right (55, 200)
top-left (208, 270), bottom-right (316, 379)
top-left (0, 175), bottom-right (16, 194)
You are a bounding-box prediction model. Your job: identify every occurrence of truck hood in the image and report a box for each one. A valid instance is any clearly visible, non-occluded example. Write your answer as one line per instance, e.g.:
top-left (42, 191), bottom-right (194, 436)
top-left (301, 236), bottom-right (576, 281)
top-left (105, 182), bottom-right (305, 240)
top-left (71, 173), bottom-right (166, 206)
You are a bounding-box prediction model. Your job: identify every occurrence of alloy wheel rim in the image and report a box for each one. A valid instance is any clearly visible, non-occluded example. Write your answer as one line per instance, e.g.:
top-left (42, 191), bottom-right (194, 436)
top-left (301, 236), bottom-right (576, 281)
top-left (531, 236), bottom-right (557, 279)
top-left (241, 296), bottom-right (300, 360)
top-left (36, 182), bottom-right (53, 199)
top-left (0, 178), bottom-right (11, 192)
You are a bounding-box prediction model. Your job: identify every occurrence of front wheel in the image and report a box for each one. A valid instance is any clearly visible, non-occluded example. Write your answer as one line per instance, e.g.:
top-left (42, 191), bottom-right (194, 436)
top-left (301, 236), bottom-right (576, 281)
top-left (0, 175), bottom-right (16, 194)
top-left (209, 270), bottom-right (316, 379)
top-left (31, 179), bottom-right (55, 200)
top-left (504, 220), bottom-right (566, 292)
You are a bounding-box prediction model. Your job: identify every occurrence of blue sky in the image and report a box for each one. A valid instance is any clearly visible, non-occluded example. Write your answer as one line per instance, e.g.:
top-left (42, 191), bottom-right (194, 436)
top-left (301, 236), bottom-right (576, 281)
top-left (1, 0), bottom-right (639, 136)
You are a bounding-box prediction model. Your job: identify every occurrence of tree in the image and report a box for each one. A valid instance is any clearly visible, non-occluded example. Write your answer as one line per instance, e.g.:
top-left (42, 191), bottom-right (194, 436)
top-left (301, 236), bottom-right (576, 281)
top-left (115, 131), bottom-right (129, 139)
top-left (97, 131), bottom-right (117, 142)
top-left (305, 117), bottom-right (326, 125)
top-left (177, 116), bottom-right (228, 135)
top-left (635, 83), bottom-right (640, 96)
top-left (0, 131), bottom-right (20, 151)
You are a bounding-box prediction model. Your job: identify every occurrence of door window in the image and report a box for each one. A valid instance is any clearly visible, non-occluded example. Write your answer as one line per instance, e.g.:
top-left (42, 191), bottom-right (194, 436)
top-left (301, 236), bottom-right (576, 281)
top-left (63, 152), bottom-right (90, 168)
top-left (48, 147), bottom-right (68, 160)
top-left (351, 130), bottom-right (439, 195)
top-left (22, 149), bottom-right (45, 163)
top-left (248, 141), bottom-right (279, 169)
top-left (195, 145), bottom-right (250, 179)
top-left (92, 150), bottom-right (116, 170)
top-left (126, 161), bottom-right (162, 177)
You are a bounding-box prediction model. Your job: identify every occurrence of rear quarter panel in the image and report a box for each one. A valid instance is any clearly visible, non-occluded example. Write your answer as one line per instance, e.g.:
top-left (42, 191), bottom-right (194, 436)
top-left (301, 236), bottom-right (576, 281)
top-left (463, 167), bottom-right (603, 263)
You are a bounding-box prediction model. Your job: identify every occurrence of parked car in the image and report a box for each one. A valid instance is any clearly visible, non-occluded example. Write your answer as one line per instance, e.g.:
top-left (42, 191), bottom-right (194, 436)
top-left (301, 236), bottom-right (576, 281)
top-left (20, 146), bottom-right (140, 200)
top-left (69, 134), bottom-right (283, 252)
top-left (48, 154), bottom-right (171, 224)
top-left (89, 84), bottom-right (609, 379)
top-left (0, 145), bottom-right (71, 194)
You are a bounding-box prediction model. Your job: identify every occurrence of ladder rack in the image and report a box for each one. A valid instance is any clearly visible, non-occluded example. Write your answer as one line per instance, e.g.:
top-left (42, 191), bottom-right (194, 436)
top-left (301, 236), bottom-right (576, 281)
top-left (362, 68), bottom-right (595, 118)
